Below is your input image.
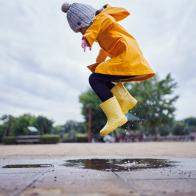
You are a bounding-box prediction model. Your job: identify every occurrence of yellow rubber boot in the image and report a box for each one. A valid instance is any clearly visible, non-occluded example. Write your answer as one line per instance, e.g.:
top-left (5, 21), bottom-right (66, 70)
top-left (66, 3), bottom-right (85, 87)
top-left (111, 83), bottom-right (137, 114)
top-left (99, 96), bottom-right (128, 136)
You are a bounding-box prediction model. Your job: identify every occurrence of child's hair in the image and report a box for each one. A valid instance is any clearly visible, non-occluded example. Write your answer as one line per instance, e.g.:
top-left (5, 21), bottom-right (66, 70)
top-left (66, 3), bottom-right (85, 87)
top-left (61, 2), bottom-right (96, 32)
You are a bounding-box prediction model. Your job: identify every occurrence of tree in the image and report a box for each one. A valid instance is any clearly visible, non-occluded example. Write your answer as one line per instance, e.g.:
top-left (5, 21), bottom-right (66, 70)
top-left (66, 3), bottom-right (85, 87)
top-left (0, 114), bottom-right (54, 136)
top-left (79, 90), bottom-right (105, 138)
top-left (183, 117), bottom-right (196, 133)
top-left (184, 117), bottom-right (196, 127)
top-left (172, 121), bottom-right (189, 135)
top-left (14, 114), bottom-right (37, 135)
top-left (0, 125), bottom-right (4, 140)
top-left (64, 120), bottom-right (85, 133)
top-left (127, 73), bottom-right (179, 135)
top-left (79, 73), bottom-right (179, 136)
top-left (34, 116), bottom-right (53, 134)
top-left (0, 114), bottom-right (38, 136)
top-left (53, 125), bottom-right (64, 135)
top-left (0, 115), bottom-right (17, 136)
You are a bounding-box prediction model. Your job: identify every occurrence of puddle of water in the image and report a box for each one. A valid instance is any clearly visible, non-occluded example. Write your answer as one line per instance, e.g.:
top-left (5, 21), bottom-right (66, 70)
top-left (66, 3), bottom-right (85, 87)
top-left (63, 158), bottom-right (176, 172)
top-left (2, 164), bottom-right (53, 168)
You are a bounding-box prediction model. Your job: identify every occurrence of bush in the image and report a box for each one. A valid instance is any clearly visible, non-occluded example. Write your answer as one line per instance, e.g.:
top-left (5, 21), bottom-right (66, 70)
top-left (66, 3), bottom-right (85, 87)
top-left (62, 133), bottom-right (76, 143)
top-left (2, 136), bottom-right (16, 145)
top-left (172, 121), bottom-right (189, 135)
top-left (40, 134), bottom-right (60, 144)
top-left (159, 127), bottom-right (170, 136)
top-left (62, 132), bottom-right (88, 143)
top-left (76, 133), bottom-right (88, 142)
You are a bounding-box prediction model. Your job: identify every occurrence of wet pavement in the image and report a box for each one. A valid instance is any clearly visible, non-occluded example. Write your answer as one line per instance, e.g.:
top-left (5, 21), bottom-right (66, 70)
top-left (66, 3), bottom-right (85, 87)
top-left (0, 155), bottom-right (196, 196)
top-left (63, 158), bottom-right (176, 172)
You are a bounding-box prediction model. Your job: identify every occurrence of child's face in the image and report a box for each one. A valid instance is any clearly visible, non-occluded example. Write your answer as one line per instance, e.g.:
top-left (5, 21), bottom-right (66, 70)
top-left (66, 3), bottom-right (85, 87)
top-left (77, 27), bottom-right (88, 35)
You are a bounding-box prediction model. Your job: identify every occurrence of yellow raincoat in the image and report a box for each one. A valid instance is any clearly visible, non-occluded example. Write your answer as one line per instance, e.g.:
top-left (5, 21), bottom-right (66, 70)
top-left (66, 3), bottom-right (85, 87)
top-left (84, 5), bottom-right (155, 82)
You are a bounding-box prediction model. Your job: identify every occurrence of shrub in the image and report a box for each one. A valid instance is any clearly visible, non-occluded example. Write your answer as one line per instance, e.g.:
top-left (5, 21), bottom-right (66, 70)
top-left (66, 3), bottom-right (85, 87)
top-left (159, 127), bottom-right (170, 136)
top-left (62, 130), bottom-right (79, 142)
top-left (40, 134), bottom-right (60, 144)
top-left (76, 133), bottom-right (88, 142)
top-left (2, 136), bottom-right (16, 145)
top-left (172, 121), bottom-right (189, 135)
top-left (62, 132), bottom-right (88, 143)
top-left (62, 133), bottom-right (75, 142)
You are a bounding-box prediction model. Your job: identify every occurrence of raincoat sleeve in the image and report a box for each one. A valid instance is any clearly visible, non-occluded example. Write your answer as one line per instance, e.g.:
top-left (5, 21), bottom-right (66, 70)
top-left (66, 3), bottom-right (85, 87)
top-left (83, 14), bottom-right (115, 47)
top-left (96, 49), bottom-right (108, 63)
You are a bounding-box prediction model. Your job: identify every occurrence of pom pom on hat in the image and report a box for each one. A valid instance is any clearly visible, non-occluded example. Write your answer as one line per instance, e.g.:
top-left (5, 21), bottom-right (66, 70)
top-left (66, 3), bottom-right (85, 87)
top-left (61, 2), bottom-right (71, 13)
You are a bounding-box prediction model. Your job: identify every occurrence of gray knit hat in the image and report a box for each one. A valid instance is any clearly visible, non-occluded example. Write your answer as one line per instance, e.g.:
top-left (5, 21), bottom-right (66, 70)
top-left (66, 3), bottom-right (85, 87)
top-left (61, 2), bottom-right (96, 32)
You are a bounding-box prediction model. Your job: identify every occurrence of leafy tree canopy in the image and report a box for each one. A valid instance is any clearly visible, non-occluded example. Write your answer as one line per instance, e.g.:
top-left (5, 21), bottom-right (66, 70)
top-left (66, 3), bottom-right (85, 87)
top-left (79, 73), bottom-right (179, 136)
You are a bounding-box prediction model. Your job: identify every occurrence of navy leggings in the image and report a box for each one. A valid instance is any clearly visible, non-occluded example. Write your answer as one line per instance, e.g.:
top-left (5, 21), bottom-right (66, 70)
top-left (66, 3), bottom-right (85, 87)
top-left (89, 73), bottom-right (133, 102)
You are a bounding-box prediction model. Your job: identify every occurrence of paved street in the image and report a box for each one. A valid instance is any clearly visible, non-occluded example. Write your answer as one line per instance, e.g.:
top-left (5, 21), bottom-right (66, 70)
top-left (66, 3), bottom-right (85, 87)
top-left (0, 142), bottom-right (196, 196)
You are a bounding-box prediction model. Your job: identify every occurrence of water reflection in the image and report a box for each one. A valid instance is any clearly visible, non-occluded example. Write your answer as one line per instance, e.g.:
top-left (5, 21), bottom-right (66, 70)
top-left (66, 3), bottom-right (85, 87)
top-left (3, 164), bottom-right (53, 168)
top-left (64, 158), bottom-right (176, 172)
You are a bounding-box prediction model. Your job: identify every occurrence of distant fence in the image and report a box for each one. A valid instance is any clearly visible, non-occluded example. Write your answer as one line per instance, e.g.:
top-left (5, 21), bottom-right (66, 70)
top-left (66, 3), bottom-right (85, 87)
top-left (143, 135), bottom-right (195, 142)
top-left (115, 134), bottom-right (195, 142)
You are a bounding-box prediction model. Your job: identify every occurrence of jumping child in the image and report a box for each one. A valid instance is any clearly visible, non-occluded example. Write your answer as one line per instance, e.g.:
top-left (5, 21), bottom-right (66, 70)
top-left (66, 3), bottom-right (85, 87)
top-left (61, 2), bottom-right (155, 136)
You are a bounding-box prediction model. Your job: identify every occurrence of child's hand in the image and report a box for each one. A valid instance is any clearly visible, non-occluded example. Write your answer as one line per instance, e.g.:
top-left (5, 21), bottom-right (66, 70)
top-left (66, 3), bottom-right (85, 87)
top-left (81, 37), bottom-right (91, 52)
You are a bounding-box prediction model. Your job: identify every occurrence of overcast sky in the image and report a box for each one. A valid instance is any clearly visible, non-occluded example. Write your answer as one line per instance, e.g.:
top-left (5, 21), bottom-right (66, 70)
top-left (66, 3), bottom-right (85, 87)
top-left (0, 0), bottom-right (196, 125)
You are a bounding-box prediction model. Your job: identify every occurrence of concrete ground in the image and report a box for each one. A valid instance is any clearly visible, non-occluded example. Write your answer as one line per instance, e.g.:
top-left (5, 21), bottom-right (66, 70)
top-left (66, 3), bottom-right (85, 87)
top-left (0, 142), bottom-right (196, 196)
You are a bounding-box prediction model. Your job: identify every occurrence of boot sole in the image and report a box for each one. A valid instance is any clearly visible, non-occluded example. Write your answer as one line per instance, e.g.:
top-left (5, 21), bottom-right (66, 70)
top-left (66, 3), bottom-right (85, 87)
top-left (100, 117), bottom-right (128, 136)
top-left (122, 100), bottom-right (138, 114)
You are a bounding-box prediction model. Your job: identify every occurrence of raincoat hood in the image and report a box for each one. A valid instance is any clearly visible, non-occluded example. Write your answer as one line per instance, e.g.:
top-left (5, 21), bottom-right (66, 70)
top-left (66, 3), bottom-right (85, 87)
top-left (98, 4), bottom-right (130, 22)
